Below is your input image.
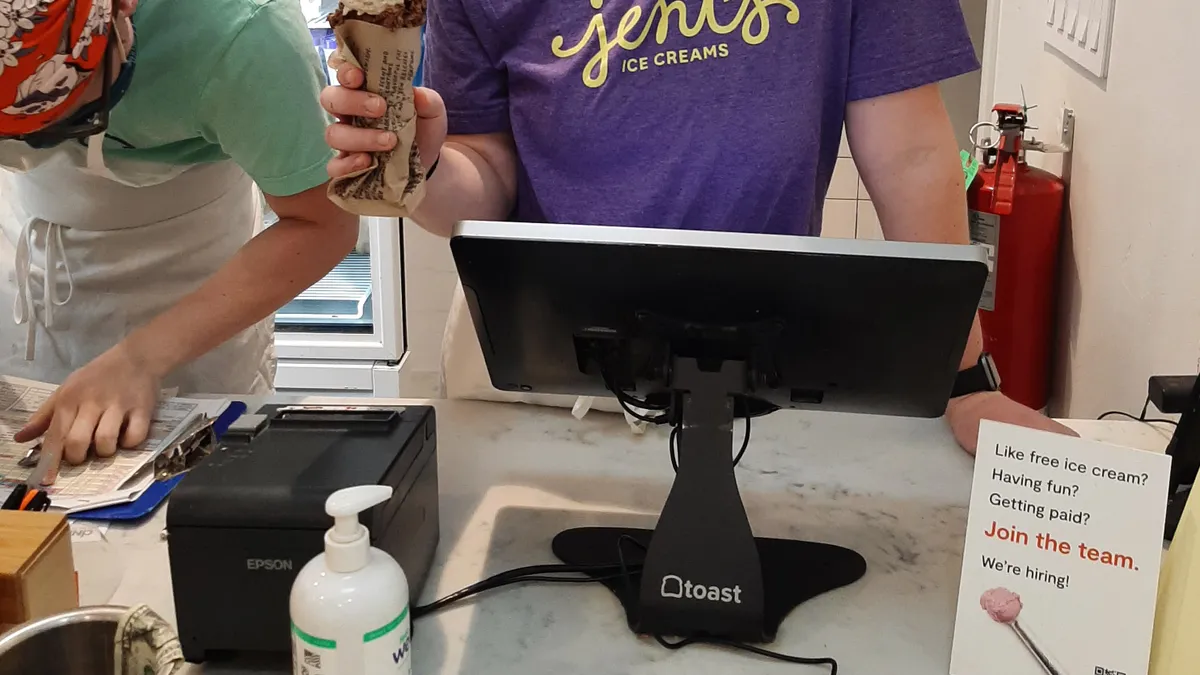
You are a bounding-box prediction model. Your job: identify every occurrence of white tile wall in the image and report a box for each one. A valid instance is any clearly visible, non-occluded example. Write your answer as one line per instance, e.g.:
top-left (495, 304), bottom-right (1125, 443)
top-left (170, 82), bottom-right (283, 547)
top-left (827, 158), bottom-right (860, 200)
top-left (821, 199), bottom-right (857, 239)
top-left (856, 199), bottom-right (884, 240)
top-left (819, 127), bottom-right (876, 241)
top-left (397, 127), bottom-right (881, 397)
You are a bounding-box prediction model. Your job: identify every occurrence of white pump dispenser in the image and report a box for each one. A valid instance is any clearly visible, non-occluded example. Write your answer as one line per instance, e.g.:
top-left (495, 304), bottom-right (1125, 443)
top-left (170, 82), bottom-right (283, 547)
top-left (290, 486), bottom-right (412, 675)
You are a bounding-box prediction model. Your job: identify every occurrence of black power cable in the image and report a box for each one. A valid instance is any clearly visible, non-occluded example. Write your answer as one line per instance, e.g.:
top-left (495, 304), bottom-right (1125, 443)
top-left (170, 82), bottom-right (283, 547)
top-left (604, 371), bottom-right (671, 425)
top-left (1098, 396), bottom-right (1178, 427)
top-left (412, 563), bottom-right (837, 671)
top-left (600, 363), bottom-right (754, 470)
top-left (654, 635), bottom-right (838, 672)
top-left (412, 562), bottom-right (628, 620)
top-left (410, 385), bottom-right (837, 670)
top-left (617, 397), bottom-right (670, 425)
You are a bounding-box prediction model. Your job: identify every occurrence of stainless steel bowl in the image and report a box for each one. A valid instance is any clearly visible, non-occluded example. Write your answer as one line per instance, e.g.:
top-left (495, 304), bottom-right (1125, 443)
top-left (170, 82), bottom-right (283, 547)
top-left (0, 605), bottom-right (127, 675)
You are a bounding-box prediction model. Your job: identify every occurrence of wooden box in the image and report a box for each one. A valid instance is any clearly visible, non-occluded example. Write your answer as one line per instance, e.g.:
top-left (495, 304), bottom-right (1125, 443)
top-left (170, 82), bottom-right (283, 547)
top-left (0, 510), bottom-right (78, 633)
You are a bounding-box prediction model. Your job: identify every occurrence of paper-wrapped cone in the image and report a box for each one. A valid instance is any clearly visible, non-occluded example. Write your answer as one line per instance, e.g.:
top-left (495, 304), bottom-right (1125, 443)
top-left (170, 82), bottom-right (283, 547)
top-left (326, 1), bottom-right (427, 217)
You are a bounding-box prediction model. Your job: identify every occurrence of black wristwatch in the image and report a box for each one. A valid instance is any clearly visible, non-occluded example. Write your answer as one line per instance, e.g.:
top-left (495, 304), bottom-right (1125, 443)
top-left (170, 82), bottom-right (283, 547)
top-left (952, 352), bottom-right (1002, 398)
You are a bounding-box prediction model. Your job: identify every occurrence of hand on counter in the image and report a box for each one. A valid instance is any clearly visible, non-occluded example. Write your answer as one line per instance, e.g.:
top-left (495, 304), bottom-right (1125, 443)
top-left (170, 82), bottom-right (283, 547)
top-left (14, 343), bottom-right (159, 485)
top-left (946, 391), bottom-right (1078, 455)
top-left (320, 63), bottom-right (447, 180)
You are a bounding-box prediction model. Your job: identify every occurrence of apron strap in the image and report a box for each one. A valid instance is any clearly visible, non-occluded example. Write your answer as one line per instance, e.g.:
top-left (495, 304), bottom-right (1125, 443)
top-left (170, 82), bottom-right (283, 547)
top-left (86, 132), bottom-right (123, 184)
top-left (13, 219), bottom-right (75, 361)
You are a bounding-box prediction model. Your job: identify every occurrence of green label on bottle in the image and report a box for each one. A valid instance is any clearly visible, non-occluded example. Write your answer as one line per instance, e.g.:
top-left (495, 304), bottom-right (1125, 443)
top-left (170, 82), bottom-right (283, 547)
top-left (291, 622), bottom-right (337, 649)
top-left (363, 606), bottom-right (409, 643)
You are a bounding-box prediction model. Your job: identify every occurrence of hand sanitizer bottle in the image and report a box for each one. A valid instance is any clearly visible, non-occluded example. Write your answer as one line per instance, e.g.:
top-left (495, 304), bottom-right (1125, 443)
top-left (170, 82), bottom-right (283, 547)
top-left (290, 485), bottom-right (412, 675)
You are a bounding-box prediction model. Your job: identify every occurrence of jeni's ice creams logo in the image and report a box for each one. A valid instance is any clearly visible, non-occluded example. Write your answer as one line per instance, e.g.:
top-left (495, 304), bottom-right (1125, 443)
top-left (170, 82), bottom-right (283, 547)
top-left (551, 0), bottom-right (801, 88)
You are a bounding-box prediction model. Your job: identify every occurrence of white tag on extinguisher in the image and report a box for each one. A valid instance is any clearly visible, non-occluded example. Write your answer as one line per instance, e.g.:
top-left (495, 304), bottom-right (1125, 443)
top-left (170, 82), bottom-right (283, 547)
top-left (968, 210), bottom-right (1000, 312)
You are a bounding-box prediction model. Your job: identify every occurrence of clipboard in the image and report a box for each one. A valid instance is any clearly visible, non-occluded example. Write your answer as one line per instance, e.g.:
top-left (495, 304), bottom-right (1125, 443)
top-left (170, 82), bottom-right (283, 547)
top-left (69, 401), bottom-right (248, 522)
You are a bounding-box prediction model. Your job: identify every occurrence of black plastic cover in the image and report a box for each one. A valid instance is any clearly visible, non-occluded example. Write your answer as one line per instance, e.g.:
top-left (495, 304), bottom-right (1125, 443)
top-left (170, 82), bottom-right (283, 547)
top-left (166, 405), bottom-right (435, 533)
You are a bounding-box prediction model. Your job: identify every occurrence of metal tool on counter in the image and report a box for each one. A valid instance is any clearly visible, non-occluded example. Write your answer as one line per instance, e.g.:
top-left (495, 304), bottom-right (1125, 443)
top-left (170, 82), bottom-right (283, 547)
top-left (16, 445), bottom-right (39, 469)
top-left (152, 414), bottom-right (221, 482)
top-left (11, 444), bottom-right (52, 510)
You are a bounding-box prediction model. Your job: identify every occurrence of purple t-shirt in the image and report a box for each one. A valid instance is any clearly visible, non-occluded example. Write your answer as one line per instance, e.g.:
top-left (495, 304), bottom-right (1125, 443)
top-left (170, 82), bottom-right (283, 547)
top-left (424, 0), bottom-right (978, 235)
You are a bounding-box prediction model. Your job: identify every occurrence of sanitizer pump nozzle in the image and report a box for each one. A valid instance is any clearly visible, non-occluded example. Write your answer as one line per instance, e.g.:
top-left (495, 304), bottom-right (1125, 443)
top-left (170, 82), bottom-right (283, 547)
top-left (290, 485), bottom-right (413, 675)
top-left (324, 485), bottom-right (392, 573)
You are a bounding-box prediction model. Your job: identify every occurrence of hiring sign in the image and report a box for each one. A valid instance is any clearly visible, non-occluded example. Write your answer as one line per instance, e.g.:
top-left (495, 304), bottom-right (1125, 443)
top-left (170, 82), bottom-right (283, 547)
top-left (950, 421), bottom-right (1171, 675)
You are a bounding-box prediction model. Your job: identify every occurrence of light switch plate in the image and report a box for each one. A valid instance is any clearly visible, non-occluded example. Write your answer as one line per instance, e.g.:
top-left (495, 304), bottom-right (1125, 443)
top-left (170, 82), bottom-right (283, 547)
top-left (1045, 0), bottom-right (1116, 78)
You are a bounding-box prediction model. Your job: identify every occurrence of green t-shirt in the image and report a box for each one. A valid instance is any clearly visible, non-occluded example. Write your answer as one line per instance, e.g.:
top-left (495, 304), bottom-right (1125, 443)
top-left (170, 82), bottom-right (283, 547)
top-left (99, 0), bottom-right (335, 196)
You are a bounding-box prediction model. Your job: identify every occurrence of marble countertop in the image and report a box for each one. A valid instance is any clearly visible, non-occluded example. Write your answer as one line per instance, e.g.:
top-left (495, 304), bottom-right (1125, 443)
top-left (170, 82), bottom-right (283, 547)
top-left (69, 398), bottom-right (1175, 674)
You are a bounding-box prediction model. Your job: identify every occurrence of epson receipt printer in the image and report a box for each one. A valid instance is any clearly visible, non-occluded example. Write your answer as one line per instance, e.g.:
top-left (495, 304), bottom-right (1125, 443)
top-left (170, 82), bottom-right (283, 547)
top-left (166, 404), bottom-right (440, 663)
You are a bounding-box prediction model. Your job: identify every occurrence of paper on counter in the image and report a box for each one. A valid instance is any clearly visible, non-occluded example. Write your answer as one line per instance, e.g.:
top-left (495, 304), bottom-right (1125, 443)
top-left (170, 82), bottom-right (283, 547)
top-left (55, 465), bottom-right (158, 514)
top-left (0, 375), bottom-right (227, 512)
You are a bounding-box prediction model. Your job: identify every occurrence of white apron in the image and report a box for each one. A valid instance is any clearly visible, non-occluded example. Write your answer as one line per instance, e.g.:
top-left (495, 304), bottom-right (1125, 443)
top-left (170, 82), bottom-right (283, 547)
top-left (441, 279), bottom-right (648, 430)
top-left (0, 136), bottom-right (274, 396)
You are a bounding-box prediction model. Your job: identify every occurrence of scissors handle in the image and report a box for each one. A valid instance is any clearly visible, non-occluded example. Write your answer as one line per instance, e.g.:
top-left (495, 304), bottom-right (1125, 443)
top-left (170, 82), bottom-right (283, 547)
top-left (1, 484), bottom-right (27, 510)
top-left (1, 483), bottom-right (50, 511)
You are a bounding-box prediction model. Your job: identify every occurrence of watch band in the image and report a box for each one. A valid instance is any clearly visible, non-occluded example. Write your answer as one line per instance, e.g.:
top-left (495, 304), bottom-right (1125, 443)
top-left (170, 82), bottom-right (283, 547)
top-left (952, 353), bottom-right (1001, 398)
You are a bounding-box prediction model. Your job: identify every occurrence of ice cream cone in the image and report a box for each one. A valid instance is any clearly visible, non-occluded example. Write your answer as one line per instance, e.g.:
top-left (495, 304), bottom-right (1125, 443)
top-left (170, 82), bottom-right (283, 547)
top-left (326, 0), bottom-right (428, 217)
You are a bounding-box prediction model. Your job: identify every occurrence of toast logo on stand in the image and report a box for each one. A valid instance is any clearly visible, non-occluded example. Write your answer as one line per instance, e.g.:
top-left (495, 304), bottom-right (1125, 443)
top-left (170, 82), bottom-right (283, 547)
top-left (660, 575), bottom-right (742, 603)
top-left (247, 558), bottom-right (294, 571)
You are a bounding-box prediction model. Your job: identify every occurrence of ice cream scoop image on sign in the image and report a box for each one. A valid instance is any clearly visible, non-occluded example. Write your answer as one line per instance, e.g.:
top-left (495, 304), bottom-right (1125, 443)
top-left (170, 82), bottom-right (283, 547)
top-left (977, 588), bottom-right (1069, 674)
top-left (949, 422), bottom-right (1171, 675)
top-left (980, 587), bottom-right (1021, 623)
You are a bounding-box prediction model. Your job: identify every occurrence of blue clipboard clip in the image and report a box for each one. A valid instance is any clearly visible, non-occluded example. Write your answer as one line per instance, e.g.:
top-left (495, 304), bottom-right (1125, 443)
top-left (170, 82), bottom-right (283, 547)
top-left (70, 400), bottom-right (248, 522)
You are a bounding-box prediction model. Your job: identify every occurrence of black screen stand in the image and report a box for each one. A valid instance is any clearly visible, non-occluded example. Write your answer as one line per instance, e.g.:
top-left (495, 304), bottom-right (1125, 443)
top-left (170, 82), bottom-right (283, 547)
top-left (552, 356), bottom-right (867, 642)
top-left (1165, 376), bottom-right (1200, 541)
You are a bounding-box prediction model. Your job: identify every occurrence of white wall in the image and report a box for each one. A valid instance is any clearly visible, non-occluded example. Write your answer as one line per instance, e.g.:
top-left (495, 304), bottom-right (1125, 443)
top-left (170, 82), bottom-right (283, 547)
top-left (985, 0), bottom-right (1200, 417)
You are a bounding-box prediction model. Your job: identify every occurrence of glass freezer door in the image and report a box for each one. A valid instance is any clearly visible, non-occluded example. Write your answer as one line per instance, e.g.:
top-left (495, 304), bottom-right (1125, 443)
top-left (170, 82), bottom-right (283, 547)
top-left (271, 215), bottom-right (406, 363)
top-left (263, 2), bottom-right (413, 395)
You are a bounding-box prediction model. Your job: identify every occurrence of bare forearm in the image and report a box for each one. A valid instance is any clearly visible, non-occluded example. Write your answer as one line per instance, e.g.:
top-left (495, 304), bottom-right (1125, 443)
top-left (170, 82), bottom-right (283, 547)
top-left (848, 87), bottom-right (981, 370)
top-left (870, 145), bottom-right (982, 368)
top-left (123, 219), bottom-right (357, 377)
top-left (411, 136), bottom-right (517, 238)
top-left (860, 135), bottom-right (968, 245)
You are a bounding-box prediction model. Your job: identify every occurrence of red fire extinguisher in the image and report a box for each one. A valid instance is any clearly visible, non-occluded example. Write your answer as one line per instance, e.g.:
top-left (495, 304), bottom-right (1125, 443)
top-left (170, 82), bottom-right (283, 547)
top-left (966, 103), bottom-right (1068, 412)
